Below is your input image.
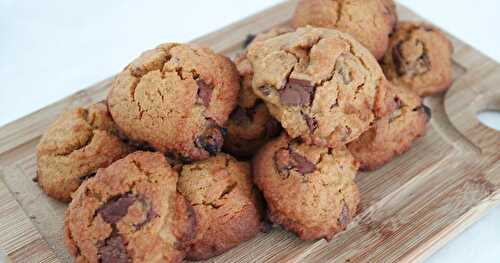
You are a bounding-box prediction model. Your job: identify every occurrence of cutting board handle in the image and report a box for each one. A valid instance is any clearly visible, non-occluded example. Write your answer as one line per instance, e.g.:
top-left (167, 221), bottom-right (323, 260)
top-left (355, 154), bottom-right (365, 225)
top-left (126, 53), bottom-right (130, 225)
top-left (444, 64), bottom-right (500, 154)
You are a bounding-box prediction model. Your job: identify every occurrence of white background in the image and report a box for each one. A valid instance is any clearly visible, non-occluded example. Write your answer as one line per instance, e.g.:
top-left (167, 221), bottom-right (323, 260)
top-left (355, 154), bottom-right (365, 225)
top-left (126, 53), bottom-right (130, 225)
top-left (1, 0), bottom-right (499, 262)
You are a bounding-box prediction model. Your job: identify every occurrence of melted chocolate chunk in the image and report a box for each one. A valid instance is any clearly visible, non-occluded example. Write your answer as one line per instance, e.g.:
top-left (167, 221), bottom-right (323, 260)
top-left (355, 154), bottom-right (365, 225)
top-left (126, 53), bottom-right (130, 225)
top-left (197, 79), bottom-right (213, 107)
top-left (195, 126), bottom-right (224, 155)
top-left (243, 34), bottom-right (257, 48)
top-left (279, 78), bottom-right (315, 106)
top-left (79, 172), bottom-right (96, 182)
top-left (338, 202), bottom-right (350, 228)
top-left (289, 151), bottom-right (316, 174)
top-left (303, 113), bottom-right (318, 133)
top-left (392, 42), bottom-right (405, 76)
top-left (274, 147), bottom-right (316, 175)
top-left (394, 96), bottom-right (402, 110)
top-left (422, 104), bottom-right (432, 122)
top-left (98, 194), bottom-right (136, 224)
top-left (98, 230), bottom-right (130, 263)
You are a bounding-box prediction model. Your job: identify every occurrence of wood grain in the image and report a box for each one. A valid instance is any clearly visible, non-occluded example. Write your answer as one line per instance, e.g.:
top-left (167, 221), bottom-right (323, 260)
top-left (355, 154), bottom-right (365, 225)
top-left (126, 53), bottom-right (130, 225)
top-left (0, 1), bottom-right (499, 262)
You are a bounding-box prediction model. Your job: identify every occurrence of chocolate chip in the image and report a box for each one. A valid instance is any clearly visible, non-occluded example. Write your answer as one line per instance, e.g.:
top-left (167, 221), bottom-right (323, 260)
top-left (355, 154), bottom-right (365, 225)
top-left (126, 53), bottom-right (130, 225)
top-left (338, 202), bottom-right (350, 228)
top-left (393, 41), bottom-right (430, 76)
top-left (279, 78), bottom-right (315, 106)
top-left (243, 34), bottom-right (256, 48)
top-left (195, 126), bottom-right (224, 155)
top-left (394, 96), bottom-right (402, 110)
top-left (302, 113), bottom-right (318, 133)
top-left (392, 42), bottom-right (405, 76)
top-left (422, 104), bottom-right (432, 122)
top-left (98, 230), bottom-right (130, 263)
top-left (79, 172), bottom-right (96, 182)
top-left (197, 79), bottom-right (213, 107)
top-left (289, 151), bottom-right (316, 174)
top-left (98, 194), bottom-right (136, 224)
top-left (274, 147), bottom-right (316, 175)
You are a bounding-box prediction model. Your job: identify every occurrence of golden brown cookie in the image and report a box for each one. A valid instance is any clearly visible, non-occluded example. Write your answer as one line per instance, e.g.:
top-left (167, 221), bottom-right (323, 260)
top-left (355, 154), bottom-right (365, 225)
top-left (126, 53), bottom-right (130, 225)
top-left (381, 22), bottom-right (453, 97)
top-left (108, 43), bottom-right (239, 162)
top-left (64, 151), bottom-right (196, 263)
top-left (348, 85), bottom-right (429, 170)
top-left (178, 153), bottom-right (263, 260)
top-left (247, 27), bottom-right (396, 148)
top-left (253, 134), bottom-right (359, 241)
top-left (223, 28), bottom-right (292, 159)
top-left (36, 102), bottom-right (133, 202)
top-left (292, 0), bottom-right (398, 60)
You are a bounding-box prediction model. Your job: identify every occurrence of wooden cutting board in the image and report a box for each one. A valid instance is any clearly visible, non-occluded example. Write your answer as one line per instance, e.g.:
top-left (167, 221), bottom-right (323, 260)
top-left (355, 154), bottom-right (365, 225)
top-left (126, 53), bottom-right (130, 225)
top-left (1, 1), bottom-right (499, 262)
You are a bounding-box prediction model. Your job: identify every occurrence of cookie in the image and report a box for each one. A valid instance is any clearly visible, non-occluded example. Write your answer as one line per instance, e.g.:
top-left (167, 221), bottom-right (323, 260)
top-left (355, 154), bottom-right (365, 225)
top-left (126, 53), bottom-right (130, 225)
top-left (292, 0), bottom-right (398, 60)
top-left (222, 28), bottom-right (292, 158)
top-left (36, 102), bottom-right (133, 202)
top-left (64, 151), bottom-right (196, 263)
top-left (247, 27), bottom-right (396, 148)
top-left (253, 134), bottom-right (359, 241)
top-left (348, 85), bottom-right (429, 170)
top-left (381, 22), bottom-right (453, 97)
top-left (178, 153), bottom-right (263, 260)
top-left (108, 43), bottom-right (240, 162)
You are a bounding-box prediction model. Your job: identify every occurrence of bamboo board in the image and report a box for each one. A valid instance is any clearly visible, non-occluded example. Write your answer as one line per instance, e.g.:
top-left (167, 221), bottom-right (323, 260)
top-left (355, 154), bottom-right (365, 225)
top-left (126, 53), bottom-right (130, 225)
top-left (1, 1), bottom-right (499, 262)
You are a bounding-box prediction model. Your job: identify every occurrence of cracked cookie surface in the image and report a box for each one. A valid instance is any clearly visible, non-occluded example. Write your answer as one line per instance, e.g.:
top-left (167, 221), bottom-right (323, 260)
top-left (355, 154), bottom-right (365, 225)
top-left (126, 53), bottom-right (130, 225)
top-left (64, 151), bottom-right (196, 263)
top-left (348, 85), bottom-right (429, 170)
top-left (178, 153), bottom-right (263, 260)
top-left (108, 43), bottom-right (239, 162)
top-left (36, 102), bottom-right (133, 202)
top-left (381, 22), bottom-right (453, 96)
top-left (253, 134), bottom-right (359, 240)
top-left (247, 27), bottom-right (396, 148)
top-left (292, 0), bottom-right (397, 60)
top-left (223, 27), bottom-right (292, 159)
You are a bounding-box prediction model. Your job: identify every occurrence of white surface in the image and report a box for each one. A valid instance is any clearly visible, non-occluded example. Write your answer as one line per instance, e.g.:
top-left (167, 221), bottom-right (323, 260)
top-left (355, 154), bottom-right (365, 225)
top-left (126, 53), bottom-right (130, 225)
top-left (1, 0), bottom-right (499, 262)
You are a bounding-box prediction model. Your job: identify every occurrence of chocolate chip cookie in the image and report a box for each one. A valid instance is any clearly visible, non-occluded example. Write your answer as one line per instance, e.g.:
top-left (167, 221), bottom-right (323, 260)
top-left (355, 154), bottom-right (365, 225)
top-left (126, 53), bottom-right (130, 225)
top-left (223, 28), bottom-right (293, 159)
top-left (65, 151), bottom-right (196, 263)
top-left (178, 153), bottom-right (263, 260)
top-left (348, 85), bottom-right (429, 170)
top-left (247, 27), bottom-right (396, 148)
top-left (292, 0), bottom-right (398, 60)
top-left (36, 102), bottom-right (133, 202)
top-left (108, 43), bottom-right (239, 162)
top-left (381, 22), bottom-right (453, 97)
top-left (253, 134), bottom-right (359, 241)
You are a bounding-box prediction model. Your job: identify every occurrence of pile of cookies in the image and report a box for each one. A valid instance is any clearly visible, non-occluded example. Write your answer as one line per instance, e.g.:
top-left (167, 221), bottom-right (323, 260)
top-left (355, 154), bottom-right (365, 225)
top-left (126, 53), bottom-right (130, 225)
top-left (35, 0), bottom-right (453, 262)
